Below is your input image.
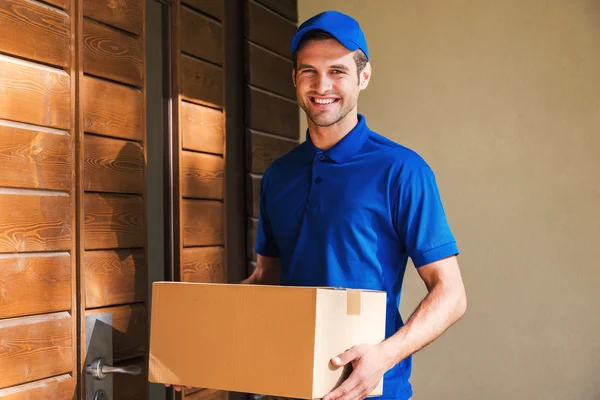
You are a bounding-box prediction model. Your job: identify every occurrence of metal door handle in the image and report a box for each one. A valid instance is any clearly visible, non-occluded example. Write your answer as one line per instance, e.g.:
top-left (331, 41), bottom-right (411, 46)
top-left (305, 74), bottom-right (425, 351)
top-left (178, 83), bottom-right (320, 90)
top-left (86, 358), bottom-right (142, 380)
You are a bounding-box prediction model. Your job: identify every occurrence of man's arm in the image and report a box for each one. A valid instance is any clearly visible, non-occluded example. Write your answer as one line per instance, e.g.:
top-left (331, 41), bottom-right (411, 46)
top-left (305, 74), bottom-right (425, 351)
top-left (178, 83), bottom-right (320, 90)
top-left (242, 254), bottom-right (281, 285)
top-left (323, 255), bottom-right (467, 400)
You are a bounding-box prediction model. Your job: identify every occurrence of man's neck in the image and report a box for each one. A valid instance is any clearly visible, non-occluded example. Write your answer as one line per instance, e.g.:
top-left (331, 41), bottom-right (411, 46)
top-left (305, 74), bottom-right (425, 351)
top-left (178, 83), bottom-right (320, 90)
top-left (308, 111), bottom-right (359, 151)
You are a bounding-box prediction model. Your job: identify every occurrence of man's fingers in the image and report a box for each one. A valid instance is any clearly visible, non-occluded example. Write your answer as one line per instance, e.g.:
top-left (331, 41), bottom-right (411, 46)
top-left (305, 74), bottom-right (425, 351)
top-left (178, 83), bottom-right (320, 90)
top-left (331, 346), bottom-right (361, 367)
top-left (323, 376), bottom-right (359, 400)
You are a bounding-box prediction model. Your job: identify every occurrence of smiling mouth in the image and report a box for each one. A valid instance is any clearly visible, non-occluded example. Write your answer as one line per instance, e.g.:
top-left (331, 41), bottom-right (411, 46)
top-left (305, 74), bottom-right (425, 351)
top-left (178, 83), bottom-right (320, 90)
top-left (311, 97), bottom-right (340, 105)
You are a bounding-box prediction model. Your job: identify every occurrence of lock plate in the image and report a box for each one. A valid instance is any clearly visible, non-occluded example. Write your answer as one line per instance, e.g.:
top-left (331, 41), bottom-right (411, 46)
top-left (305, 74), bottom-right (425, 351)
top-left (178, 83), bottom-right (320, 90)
top-left (85, 313), bottom-right (113, 400)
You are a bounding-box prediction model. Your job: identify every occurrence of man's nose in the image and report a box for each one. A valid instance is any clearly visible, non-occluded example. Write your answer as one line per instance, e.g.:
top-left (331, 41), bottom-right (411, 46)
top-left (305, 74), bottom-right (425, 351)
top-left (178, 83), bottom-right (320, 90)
top-left (312, 73), bottom-right (333, 93)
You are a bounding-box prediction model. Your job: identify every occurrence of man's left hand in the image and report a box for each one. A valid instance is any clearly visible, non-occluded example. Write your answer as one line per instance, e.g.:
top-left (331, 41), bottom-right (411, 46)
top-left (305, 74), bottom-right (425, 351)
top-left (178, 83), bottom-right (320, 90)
top-left (322, 343), bottom-right (391, 400)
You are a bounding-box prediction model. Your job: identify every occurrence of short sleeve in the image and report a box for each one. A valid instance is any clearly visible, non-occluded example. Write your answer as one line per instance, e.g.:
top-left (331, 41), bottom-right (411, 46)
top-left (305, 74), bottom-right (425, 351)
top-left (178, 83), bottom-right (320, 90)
top-left (394, 165), bottom-right (459, 267)
top-left (254, 168), bottom-right (280, 258)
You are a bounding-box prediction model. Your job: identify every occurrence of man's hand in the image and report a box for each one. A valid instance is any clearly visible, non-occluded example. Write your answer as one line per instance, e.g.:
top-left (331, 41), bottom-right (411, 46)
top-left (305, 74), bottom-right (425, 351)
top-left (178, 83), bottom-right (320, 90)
top-left (323, 343), bottom-right (391, 400)
top-left (164, 384), bottom-right (193, 392)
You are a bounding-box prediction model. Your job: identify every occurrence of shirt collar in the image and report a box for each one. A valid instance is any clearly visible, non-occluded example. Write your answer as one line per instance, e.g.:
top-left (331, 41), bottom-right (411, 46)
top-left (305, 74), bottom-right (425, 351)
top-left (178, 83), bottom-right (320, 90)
top-left (301, 114), bottom-right (371, 164)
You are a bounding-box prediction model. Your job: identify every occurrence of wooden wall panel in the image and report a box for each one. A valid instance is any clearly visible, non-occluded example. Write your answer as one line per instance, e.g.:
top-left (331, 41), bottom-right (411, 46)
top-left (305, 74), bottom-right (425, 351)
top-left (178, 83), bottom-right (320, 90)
top-left (83, 0), bottom-right (143, 36)
top-left (84, 135), bottom-right (144, 194)
top-left (0, 253), bottom-right (71, 319)
top-left (0, 123), bottom-right (71, 191)
top-left (84, 249), bottom-right (147, 308)
top-left (247, 43), bottom-right (295, 99)
top-left (246, 1), bottom-right (296, 58)
top-left (0, 56), bottom-right (70, 130)
top-left (246, 130), bottom-right (297, 174)
top-left (0, 375), bottom-right (73, 399)
top-left (83, 19), bottom-right (143, 87)
top-left (182, 247), bottom-right (225, 283)
top-left (247, 174), bottom-right (261, 218)
top-left (0, 0), bottom-right (70, 68)
top-left (181, 102), bottom-right (224, 154)
top-left (181, 6), bottom-right (223, 65)
top-left (255, 0), bottom-right (297, 22)
top-left (0, 193), bottom-right (72, 253)
top-left (114, 358), bottom-right (146, 400)
top-left (247, 87), bottom-right (299, 139)
top-left (87, 304), bottom-right (147, 362)
top-left (247, 218), bottom-right (257, 261)
top-left (0, 313), bottom-right (72, 389)
top-left (180, 54), bottom-right (224, 108)
top-left (182, 0), bottom-right (223, 21)
top-left (83, 193), bottom-right (144, 250)
top-left (83, 76), bottom-right (143, 141)
top-left (41, 0), bottom-right (69, 10)
top-left (181, 151), bottom-right (224, 200)
top-left (182, 200), bottom-right (223, 246)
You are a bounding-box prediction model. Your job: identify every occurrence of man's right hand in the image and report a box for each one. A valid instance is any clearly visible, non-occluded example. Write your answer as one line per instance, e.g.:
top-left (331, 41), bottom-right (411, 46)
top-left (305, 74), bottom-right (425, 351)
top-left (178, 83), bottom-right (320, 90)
top-left (165, 384), bottom-right (193, 392)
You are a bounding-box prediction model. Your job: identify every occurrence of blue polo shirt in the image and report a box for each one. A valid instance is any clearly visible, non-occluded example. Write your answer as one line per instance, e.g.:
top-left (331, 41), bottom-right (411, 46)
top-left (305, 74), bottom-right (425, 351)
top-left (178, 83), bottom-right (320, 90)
top-left (255, 115), bottom-right (458, 399)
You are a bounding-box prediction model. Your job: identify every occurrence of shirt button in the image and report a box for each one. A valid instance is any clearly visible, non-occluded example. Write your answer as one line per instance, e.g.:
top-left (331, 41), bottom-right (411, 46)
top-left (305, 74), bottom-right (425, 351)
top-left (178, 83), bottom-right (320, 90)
top-left (318, 154), bottom-right (325, 161)
top-left (314, 177), bottom-right (322, 184)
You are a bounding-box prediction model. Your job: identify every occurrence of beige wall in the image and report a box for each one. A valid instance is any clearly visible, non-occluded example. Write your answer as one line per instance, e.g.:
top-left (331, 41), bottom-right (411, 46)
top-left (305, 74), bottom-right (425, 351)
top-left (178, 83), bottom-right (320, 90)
top-left (299, 1), bottom-right (600, 398)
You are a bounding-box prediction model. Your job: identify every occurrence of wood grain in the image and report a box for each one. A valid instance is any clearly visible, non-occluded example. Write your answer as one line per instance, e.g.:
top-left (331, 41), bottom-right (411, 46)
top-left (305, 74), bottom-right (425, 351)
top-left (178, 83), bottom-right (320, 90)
top-left (181, 6), bottom-right (223, 65)
top-left (247, 130), bottom-right (297, 174)
top-left (182, 0), bottom-right (223, 21)
top-left (84, 193), bottom-right (144, 250)
top-left (0, 374), bottom-right (73, 399)
top-left (83, 0), bottom-right (143, 36)
top-left (247, 43), bottom-right (295, 99)
top-left (246, 0), bottom-right (296, 59)
top-left (247, 174), bottom-right (261, 218)
top-left (182, 200), bottom-right (223, 247)
top-left (181, 101), bottom-right (224, 154)
top-left (84, 249), bottom-right (147, 308)
top-left (248, 218), bottom-right (257, 261)
top-left (83, 18), bottom-right (143, 87)
top-left (180, 54), bottom-right (223, 108)
top-left (0, 0), bottom-right (70, 68)
top-left (247, 86), bottom-right (299, 139)
top-left (0, 123), bottom-right (71, 191)
top-left (181, 151), bottom-right (224, 200)
top-left (0, 312), bottom-right (72, 389)
top-left (114, 358), bottom-right (146, 400)
top-left (84, 134), bottom-right (144, 194)
top-left (0, 193), bottom-right (72, 253)
top-left (83, 76), bottom-right (143, 141)
top-left (0, 253), bottom-right (71, 319)
top-left (255, 0), bottom-right (297, 22)
top-left (0, 55), bottom-right (70, 129)
top-left (86, 304), bottom-right (147, 361)
top-left (182, 247), bottom-right (225, 283)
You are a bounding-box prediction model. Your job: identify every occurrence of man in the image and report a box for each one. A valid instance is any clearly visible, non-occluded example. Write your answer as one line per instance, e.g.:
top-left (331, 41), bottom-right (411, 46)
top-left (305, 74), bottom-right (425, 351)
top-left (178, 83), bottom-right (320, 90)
top-left (171, 10), bottom-right (466, 400)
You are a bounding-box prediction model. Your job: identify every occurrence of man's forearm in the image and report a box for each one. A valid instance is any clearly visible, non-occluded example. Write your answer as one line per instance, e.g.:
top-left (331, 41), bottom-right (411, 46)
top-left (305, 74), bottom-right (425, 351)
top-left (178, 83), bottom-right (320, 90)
top-left (241, 255), bottom-right (281, 285)
top-left (380, 280), bottom-right (467, 369)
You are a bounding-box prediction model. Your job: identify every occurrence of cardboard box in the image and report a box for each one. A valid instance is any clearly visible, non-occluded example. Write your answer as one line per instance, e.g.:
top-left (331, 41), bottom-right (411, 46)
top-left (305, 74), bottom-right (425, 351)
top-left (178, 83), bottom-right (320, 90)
top-left (148, 282), bottom-right (387, 399)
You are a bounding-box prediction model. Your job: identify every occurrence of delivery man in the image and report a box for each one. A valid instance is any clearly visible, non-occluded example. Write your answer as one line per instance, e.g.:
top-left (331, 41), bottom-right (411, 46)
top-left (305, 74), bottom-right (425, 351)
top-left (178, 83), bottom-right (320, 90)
top-left (170, 10), bottom-right (467, 400)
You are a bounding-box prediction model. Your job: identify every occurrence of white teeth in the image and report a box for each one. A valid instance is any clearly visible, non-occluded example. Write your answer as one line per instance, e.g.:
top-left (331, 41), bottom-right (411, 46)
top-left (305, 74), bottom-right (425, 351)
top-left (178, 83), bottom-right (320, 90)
top-left (314, 98), bottom-right (335, 104)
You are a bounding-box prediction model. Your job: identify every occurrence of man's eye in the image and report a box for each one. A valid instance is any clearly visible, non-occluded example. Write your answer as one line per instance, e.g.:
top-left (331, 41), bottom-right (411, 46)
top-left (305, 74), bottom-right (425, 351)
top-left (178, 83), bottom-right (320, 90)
top-left (302, 69), bottom-right (316, 73)
top-left (332, 70), bottom-right (343, 74)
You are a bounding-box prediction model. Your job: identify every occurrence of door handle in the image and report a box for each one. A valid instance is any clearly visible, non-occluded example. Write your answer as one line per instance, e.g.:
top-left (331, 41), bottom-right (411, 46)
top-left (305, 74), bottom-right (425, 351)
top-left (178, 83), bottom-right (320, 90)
top-left (86, 357), bottom-right (142, 380)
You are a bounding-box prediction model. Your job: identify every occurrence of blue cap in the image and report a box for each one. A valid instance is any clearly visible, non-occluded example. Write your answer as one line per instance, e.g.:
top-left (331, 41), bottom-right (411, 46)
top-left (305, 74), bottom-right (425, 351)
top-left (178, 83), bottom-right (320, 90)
top-left (291, 10), bottom-right (369, 60)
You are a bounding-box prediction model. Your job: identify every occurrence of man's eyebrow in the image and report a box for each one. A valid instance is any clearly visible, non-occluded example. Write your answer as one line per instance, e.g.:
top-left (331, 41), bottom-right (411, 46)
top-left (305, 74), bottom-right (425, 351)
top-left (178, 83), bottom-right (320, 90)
top-left (330, 64), bottom-right (350, 71)
top-left (297, 64), bottom-right (315, 70)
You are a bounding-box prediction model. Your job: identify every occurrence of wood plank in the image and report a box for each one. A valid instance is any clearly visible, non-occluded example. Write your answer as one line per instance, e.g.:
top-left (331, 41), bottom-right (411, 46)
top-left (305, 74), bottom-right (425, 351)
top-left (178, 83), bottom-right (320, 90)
top-left (246, 0), bottom-right (296, 59)
top-left (84, 249), bottom-right (147, 308)
top-left (84, 134), bottom-right (144, 194)
top-left (247, 43), bottom-right (295, 99)
top-left (248, 218), bottom-right (257, 261)
top-left (114, 358), bottom-right (146, 400)
top-left (0, 55), bottom-right (70, 129)
top-left (83, 19), bottom-right (143, 87)
top-left (182, 247), bottom-right (224, 283)
top-left (0, 253), bottom-right (71, 319)
top-left (0, 193), bottom-right (72, 253)
top-left (181, 151), bottom-right (224, 200)
top-left (255, 0), bottom-right (297, 22)
top-left (0, 313), bottom-right (72, 389)
top-left (40, 0), bottom-right (69, 10)
top-left (181, 101), bottom-right (224, 154)
top-left (247, 86), bottom-right (299, 139)
top-left (83, 76), bottom-right (143, 141)
top-left (84, 193), bottom-right (144, 250)
top-left (181, 6), bottom-right (223, 65)
top-left (0, 0), bottom-right (70, 68)
top-left (86, 304), bottom-right (147, 361)
top-left (246, 130), bottom-right (297, 174)
top-left (182, 200), bottom-right (223, 247)
top-left (182, 0), bottom-right (223, 21)
top-left (0, 374), bottom-right (73, 399)
top-left (247, 174), bottom-right (261, 218)
top-left (0, 122), bottom-right (71, 191)
top-left (180, 54), bottom-right (223, 108)
top-left (83, 0), bottom-right (143, 36)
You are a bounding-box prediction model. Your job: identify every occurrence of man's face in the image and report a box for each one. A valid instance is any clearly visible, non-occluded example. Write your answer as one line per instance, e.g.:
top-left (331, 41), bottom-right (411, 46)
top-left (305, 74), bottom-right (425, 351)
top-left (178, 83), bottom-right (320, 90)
top-left (293, 39), bottom-right (370, 128)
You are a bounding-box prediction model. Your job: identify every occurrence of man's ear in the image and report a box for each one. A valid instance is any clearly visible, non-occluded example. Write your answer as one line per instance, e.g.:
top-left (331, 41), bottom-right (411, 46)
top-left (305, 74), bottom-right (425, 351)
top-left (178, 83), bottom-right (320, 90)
top-left (359, 62), bottom-right (372, 90)
top-left (292, 68), bottom-right (296, 87)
